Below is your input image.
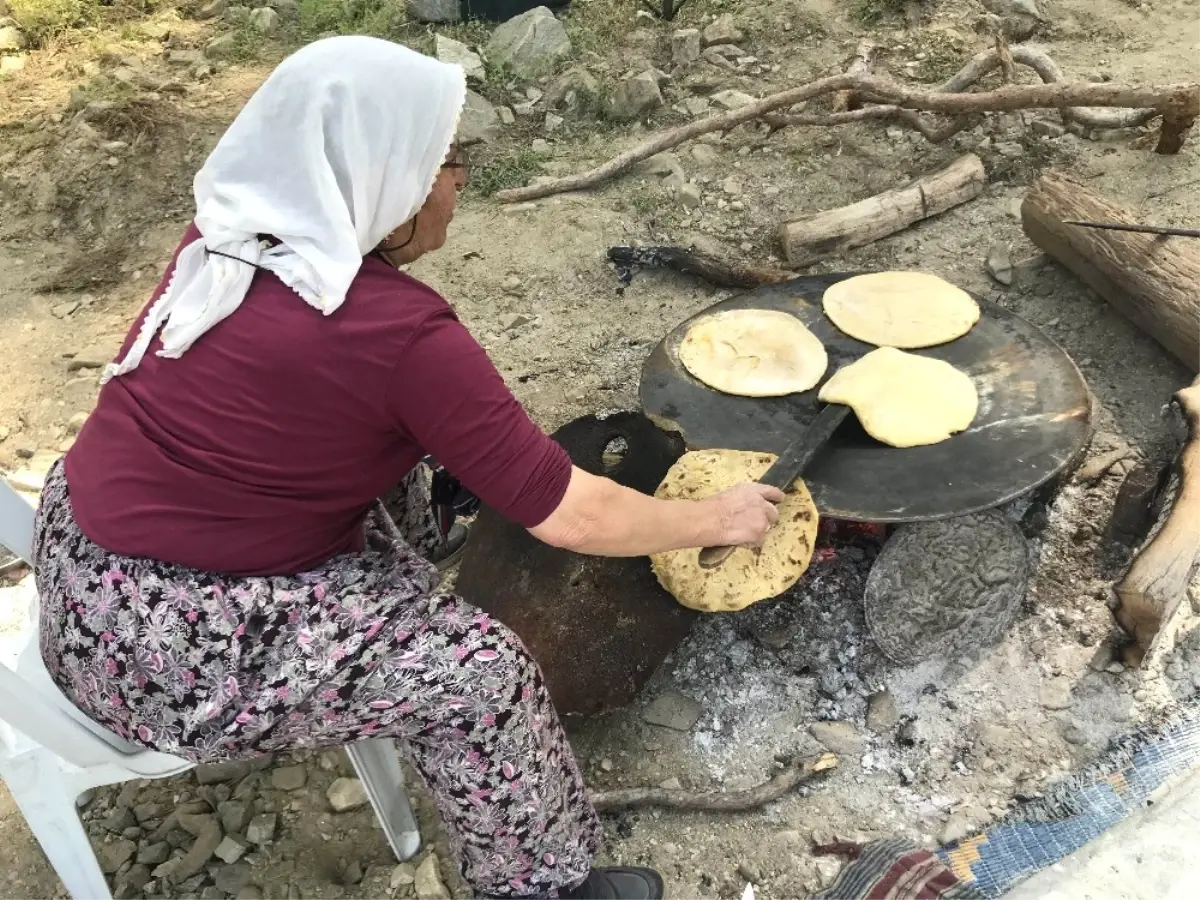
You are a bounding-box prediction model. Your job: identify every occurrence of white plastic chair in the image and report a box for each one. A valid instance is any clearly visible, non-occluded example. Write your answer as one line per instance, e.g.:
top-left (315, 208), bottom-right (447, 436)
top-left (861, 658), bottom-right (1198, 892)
top-left (0, 478), bottom-right (421, 900)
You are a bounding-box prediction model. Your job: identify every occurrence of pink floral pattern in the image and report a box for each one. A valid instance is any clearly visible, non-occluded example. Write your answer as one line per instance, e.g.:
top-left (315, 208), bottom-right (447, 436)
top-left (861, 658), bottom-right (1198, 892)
top-left (34, 459), bottom-right (602, 898)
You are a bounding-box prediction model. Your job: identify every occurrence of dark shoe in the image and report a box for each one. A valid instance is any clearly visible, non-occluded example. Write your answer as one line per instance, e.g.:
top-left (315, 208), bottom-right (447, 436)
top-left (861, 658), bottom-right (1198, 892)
top-left (561, 867), bottom-right (665, 900)
top-left (430, 523), bottom-right (470, 571)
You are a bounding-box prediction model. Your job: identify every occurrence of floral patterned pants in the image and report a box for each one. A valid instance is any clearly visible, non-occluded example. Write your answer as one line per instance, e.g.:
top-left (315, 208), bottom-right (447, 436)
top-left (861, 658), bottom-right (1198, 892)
top-left (34, 460), bottom-right (602, 897)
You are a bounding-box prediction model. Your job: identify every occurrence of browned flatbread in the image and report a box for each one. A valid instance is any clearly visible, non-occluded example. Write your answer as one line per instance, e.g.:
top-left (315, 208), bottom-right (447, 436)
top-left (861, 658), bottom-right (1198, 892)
top-left (650, 449), bottom-right (819, 612)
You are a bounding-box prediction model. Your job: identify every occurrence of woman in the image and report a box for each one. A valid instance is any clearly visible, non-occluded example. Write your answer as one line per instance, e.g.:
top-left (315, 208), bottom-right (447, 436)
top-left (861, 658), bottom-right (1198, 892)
top-left (33, 36), bottom-right (782, 900)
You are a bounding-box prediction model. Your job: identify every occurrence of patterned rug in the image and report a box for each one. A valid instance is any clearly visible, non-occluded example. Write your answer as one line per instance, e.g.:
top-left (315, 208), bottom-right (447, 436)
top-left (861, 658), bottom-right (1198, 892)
top-left (814, 695), bottom-right (1200, 900)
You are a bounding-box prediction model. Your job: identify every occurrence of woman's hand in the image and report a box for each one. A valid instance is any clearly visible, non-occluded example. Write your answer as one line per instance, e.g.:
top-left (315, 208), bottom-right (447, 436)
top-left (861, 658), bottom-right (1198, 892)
top-left (531, 467), bottom-right (786, 557)
top-left (701, 483), bottom-right (784, 548)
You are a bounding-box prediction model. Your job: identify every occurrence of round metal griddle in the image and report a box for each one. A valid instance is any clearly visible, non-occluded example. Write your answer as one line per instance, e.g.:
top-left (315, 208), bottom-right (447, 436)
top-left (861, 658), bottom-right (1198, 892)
top-left (640, 273), bottom-right (1093, 523)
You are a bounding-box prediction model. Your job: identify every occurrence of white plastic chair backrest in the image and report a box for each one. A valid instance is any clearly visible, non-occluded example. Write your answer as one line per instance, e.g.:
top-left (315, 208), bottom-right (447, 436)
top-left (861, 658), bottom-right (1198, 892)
top-left (0, 478), bottom-right (35, 563)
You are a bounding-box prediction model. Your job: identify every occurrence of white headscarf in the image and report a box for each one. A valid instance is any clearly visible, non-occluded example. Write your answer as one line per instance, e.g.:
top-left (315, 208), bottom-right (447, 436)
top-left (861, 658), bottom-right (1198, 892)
top-left (102, 36), bottom-right (466, 383)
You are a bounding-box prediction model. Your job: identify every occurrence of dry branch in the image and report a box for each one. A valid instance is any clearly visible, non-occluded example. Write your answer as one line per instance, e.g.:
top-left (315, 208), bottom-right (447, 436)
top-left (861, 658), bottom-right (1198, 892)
top-left (607, 245), bottom-right (794, 288)
top-left (942, 46), bottom-right (1160, 131)
top-left (832, 39), bottom-right (882, 113)
top-left (1114, 377), bottom-right (1200, 661)
top-left (590, 753), bottom-right (838, 812)
top-left (779, 153), bottom-right (986, 266)
top-left (495, 76), bottom-right (1198, 203)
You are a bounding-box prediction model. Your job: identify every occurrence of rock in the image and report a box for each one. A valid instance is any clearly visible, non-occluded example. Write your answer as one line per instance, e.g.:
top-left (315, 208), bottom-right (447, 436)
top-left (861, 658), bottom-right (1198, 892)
top-left (677, 96), bottom-right (710, 116)
top-left (658, 777), bottom-right (682, 791)
top-left (341, 860), bottom-right (364, 885)
top-left (0, 54), bottom-right (25, 74)
top-left (249, 7), bottom-right (278, 33)
top-left (545, 67), bottom-right (598, 110)
top-left (237, 888), bottom-right (263, 900)
top-left (1031, 118), bottom-right (1066, 139)
top-left (940, 808), bottom-right (978, 844)
top-left (166, 48), bottom-right (204, 67)
top-left (544, 111), bottom-right (563, 133)
top-left (391, 863), bottom-right (417, 889)
top-left (609, 70), bottom-right (662, 122)
top-left (271, 764), bottom-right (308, 791)
top-left (0, 23), bottom-right (24, 51)
top-left (485, 6), bottom-right (572, 79)
top-left (406, 0), bottom-right (460, 23)
top-left (497, 105), bottom-right (515, 125)
top-left (102, 806), bottom-right (138, 833)
top-left (171, 821), bottom-right (223, 882)
top-left (215, 835), bottom-right (249, 864)
top-left (738, 863), bottom-right (762, 884)
top-left (218, 800), bottom-right (253, 834)
top-left (196, 760), bottom-right (252, 785)
top-left (133, 801), bottom-right (167, 824)
top-left (678, 182), bottom-right (703, 208)
top-left (224, 4), bottom-right (251, 23)
top-left (63, 350), bottom-right (108, 372)
top-left (115, 864), bottom-right (152, 894)
top-left (457, 90), bottom-right (501, 144)
top-left (641, 690), bottom-right (703, 731)
top-left (267, 0), bottom-right (299, 18)
top-left (137, 842), bottom-right (171, 865)
top-left (721, 175), bottom-right (742, 196)
top-left (986, 243), bottom-right (1013, 285)
top-left (500, 313), bottom-right (531, 330)
top-left (814, 857), bottom-right (842, 889)
top-left (690, 145), bottom-right (719, 166)
top-left (1039, 676), bottom-right (1074, 710)
top-left (671, 28), bottom-right (701, 66)
top-left (866, 691), bottom-right (901, 734)
top-left (993, 140), bottom-right (1024, 159)
top-left (214, 862), bottom-right (253, 895)
top-left (245, 813), bottom-right (277, 844)
top-left (980, 0), bottom-right (1043, 21)
top-left (435, 34), bottom-right (485, 83)
top-left (414, 854), bottom-right (451, 900)
top-left (702, 14), bottom-right (744, 47)
top-left (809, 720), bottom-right (864, 756)
top-left (710, 89), bottom-right (756, 110)
top-left (195, 0), bottom-right (228, 19)
top-left (327, 777), bottom-right (370, 812)
top-left (204, 33), bottom-right (238, 60)
top-left (99, 839), bottom-right (138, 874)
top-left (1062, 724), bottom-right (1087, 745)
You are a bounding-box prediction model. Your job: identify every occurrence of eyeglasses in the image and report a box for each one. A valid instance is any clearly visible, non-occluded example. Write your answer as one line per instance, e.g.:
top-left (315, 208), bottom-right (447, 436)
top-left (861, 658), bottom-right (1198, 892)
top-left (441, 144), bottom-right (469, 187)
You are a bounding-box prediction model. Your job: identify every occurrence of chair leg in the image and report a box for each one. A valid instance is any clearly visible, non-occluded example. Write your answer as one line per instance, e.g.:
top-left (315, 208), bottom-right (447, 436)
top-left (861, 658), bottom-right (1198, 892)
top-left (1, 751), bottom-right (113, 900)
top-left (345, 737), bottom-right (421, 862)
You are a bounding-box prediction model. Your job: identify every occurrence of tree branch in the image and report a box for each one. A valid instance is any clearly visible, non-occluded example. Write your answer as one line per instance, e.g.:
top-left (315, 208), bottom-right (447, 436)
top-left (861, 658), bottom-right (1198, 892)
top-left (590, 753), bottom-right (839, 812)
top-left (492, 46), bottom-right (1195, 204)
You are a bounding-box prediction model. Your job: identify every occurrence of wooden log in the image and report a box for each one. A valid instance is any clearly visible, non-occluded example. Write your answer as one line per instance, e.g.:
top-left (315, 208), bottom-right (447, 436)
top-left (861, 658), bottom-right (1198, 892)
top-left (778, 153), bottom-right (986, 267)
top-left (1114, 377), bottom-right (1200, 660)
top-left (1021, 171), bottom-right (1200, 371)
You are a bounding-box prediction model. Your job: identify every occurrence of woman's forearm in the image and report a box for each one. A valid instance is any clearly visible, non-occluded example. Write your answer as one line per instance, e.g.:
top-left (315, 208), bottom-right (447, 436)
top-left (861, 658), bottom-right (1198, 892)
top-left (529, 467), bottom-right (724, 557)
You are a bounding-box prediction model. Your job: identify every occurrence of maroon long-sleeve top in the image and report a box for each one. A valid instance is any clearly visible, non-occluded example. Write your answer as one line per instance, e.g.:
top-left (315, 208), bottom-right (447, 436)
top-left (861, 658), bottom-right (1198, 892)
top-left (65, 226), bottom-right (571, 576)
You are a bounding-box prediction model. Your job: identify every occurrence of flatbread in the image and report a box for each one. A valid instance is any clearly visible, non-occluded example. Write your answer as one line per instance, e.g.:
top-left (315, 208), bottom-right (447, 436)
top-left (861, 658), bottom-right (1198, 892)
top-left (650, 449), bottom-right (819, 612)
top-left (677, 309), bottom-right (828, 397)
top-left (818, 347), bottom-right (978, 448)
top-left (823, 271), bottom-right (980, 349)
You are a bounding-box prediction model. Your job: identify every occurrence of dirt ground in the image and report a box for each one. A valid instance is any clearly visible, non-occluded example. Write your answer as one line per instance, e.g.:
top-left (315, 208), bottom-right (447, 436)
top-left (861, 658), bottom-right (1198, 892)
top-left (1, 0), bottom-right (1199, 897)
